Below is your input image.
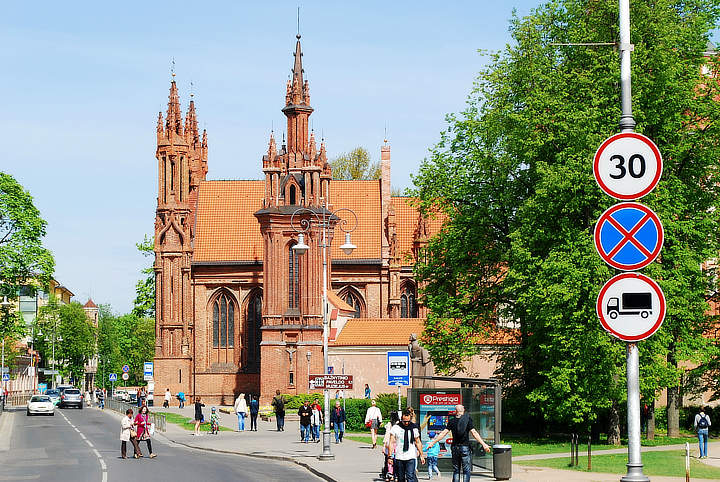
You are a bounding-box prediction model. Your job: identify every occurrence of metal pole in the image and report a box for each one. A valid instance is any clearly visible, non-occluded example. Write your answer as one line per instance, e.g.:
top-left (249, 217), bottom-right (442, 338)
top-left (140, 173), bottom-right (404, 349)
top-left (622, 343), bottom-right (648, 481)
top-left (618, 0), bottom-right (636, 132)
top-left (319, 206), bottom-right (334, 460)
top-left (617, 2), bottom-right (646, 481)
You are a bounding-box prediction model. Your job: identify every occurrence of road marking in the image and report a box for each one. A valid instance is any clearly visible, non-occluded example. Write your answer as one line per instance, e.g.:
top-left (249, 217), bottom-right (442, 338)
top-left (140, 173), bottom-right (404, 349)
top-left (58, 410), bottom-right (107, 482)
top-left (80, 433), bottom-right (87, 440)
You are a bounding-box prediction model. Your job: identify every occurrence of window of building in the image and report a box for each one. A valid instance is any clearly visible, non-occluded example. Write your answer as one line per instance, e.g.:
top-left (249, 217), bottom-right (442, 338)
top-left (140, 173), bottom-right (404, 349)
top-left (344, 291), bottom-right (362, 318)
top-left (289, 185), bottom-right (297, 205)
top-left (400, 285), bottom-right (418, 318)
top-left (246, 291), bottom-right (262, 373)
top-left (288, 244), bottom-right (300, 309)
top-left (212, 292), bottom-right (235, 348)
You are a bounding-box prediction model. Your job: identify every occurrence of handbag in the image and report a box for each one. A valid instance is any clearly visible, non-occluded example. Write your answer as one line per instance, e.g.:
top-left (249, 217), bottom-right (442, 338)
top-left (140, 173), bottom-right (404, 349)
top-left (366, 421), bottom-right (372, 428)
top-left (130, 429), bottom-right (137, 438)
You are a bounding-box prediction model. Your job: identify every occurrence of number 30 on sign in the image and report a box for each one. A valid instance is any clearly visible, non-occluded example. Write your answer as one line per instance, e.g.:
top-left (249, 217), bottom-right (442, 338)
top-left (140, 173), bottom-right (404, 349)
top-left (594, 132), bottom-right (663, 200)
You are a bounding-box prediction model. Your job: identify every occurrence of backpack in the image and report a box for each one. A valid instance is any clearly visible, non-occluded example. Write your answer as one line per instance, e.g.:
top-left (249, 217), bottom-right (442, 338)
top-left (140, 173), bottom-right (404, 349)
top-left (698, 414), bottom-right (709, 429)
top-left (274, 396), bottom-right (285, 412)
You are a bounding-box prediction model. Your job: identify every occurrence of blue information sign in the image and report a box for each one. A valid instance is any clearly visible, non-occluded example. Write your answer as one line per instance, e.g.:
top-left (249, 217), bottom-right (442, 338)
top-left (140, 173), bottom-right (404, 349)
top-left (594, 202), bottom-right (663, 271)
top-left (2, 373), bottom-right (10, 382)
top-left (122, 364), bottom-right (130, 373)
top-left (387, 351), bottom-right (410, 386)
top-left (109, 373), bottom-right (117, 382)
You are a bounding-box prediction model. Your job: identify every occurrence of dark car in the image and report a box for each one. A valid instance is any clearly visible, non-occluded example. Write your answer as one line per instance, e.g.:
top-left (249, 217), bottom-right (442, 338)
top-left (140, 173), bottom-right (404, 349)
top-left (60, 388), bottom-right (83, 409)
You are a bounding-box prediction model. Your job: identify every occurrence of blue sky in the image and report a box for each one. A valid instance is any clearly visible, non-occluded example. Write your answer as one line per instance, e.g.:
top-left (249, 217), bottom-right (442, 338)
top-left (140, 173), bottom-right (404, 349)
top-left (1, 1), bottom-right (549, 313)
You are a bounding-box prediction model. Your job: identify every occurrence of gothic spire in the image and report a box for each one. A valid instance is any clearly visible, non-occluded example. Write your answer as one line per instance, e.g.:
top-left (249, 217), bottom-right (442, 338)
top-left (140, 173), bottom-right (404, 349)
top-left (287, 34), bottom-right (310, 106)
top-left (166, 78), bottom-right (183, 136)
top-left (185, 97), bottom-right (199, 146)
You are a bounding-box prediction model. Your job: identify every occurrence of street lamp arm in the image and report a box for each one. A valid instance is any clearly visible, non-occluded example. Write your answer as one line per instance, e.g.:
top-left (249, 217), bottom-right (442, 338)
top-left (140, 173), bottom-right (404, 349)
top-left (330, 208), bottom-right (358, 234)
top-left (290, 207), bottom-right (322, 235)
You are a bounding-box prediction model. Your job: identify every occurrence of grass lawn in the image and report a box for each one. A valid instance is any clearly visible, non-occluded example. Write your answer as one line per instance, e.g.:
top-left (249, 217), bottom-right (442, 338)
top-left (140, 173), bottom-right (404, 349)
top-left (346, 435), bottom-right (373, 444)
top-left (504, 434), bottom-right (697, 457)
top-left (517, 449), bottom-right (720, 480)
top-left (156, 412), bottom-right (232, 432)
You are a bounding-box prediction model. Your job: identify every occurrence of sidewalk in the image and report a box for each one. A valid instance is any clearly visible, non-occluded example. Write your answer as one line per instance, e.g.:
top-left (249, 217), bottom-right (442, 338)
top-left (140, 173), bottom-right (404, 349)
top-left (118, 404), bottom-right (717, 481)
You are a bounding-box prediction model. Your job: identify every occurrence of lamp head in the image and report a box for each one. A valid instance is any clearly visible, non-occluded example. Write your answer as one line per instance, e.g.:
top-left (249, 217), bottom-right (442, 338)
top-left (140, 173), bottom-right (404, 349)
top-left (293, 233), bottom-right (309, 255)
top-left (339, 232), bottom-right (356, 256)
top-left (306, 351), bottom-right (312, 361)
top-left (0, 296), bottom-right (11, 308)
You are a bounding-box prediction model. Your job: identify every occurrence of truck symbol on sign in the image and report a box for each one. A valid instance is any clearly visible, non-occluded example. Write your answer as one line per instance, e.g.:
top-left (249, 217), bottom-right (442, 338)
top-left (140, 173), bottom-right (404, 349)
top-left (390, 361), bottom-right (407, 370)
top-left (607, 292), bottom-right (652, 319)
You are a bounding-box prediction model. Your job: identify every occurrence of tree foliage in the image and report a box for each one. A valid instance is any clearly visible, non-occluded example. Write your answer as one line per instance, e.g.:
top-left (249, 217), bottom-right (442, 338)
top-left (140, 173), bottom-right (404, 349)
top-left (0, 172), bottom-right (54, 296)
top-left (330, 147), bottom-right (381, 180)
top-left (412, 0), bottom-right (720, 436)
top-left (96, 306), bottom-right (154, 388)
top-left (132, 235), bottom-right (155, 318)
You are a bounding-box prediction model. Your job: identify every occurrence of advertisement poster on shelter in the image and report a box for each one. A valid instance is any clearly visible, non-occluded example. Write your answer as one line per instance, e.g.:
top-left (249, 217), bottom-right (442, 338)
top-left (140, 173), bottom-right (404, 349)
top-left (418, 392), bottom-right (462, 459)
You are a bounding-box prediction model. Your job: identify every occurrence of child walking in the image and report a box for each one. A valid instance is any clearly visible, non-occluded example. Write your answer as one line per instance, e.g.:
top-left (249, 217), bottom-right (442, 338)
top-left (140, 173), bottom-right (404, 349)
top-left (425, 432), bottom-right (441, 479)
top-left (210, 407), bottom-right (220, 435)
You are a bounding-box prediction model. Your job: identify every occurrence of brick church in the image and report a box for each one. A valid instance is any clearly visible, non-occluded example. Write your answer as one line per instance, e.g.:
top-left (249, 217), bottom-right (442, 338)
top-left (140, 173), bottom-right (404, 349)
top-left (152, 35), bottom-right (442, 403)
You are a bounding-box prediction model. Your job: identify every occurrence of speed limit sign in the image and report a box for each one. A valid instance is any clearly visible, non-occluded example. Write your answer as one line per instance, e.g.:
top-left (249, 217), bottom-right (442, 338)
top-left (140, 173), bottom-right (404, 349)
top-left (593, 132), bottom-right (662, 200)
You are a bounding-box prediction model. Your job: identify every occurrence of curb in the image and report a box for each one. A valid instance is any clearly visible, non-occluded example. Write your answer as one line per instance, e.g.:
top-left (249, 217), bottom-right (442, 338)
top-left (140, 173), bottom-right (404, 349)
top-left (97, 407), bottom-right (335, 482)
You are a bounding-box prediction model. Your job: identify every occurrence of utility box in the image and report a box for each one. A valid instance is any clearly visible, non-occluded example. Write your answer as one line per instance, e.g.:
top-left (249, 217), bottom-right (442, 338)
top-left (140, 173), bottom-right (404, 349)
top-left (492, 444), bottom-right (512, 480)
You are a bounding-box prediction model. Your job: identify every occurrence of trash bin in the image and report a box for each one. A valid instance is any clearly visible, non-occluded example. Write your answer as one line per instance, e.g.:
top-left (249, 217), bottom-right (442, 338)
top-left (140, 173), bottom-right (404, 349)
top-left (493, 444), bottom-right (512, 480)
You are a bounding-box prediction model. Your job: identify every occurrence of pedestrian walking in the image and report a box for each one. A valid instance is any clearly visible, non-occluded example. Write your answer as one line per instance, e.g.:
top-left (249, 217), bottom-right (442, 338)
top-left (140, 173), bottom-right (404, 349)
top-left (163, 388), bottom-right (171, 408)
top-left (365, 383), bottom-right (371, 399)
top-left (97, 388), bottom-right (105, 409)
top-left (249, 395), bottom-right (259, 431)
top-left (139, 387), bottom-right (147, 407)
top-left (134, 405), bottom-right (156, 458)
top-left (120, 408), bottom-right (141, 459)
top-left (388, 407), bottom-right (425, 482)
top-left (365, 399), bottom-right (383, 448)
top-left (381, 411), bottom-right (400, 481)
top-left (427, 404), bottom-right (491, 482)
top-left (177, 391), bottom-right (186, 408)
top-left (311, 398), bottom-right (323, 442)
top-left (330, 400), bottom-right (346, 443)
top-left (694, 406), bottom-right (712, 459)
top-left (272, 390), bottom-right (285, 431)
top-left (424, 434), bottom-right (441, 479)
top-left (298, 400), bottom-right (313, 443)
top-left (210, 407), bottom-right (220, 435)
top-left (234, 393), bottom-right (248, 431)
top-left (193, 397), bottom-right (205, 436)
top-left (85, 389), bottom-right (92, 407)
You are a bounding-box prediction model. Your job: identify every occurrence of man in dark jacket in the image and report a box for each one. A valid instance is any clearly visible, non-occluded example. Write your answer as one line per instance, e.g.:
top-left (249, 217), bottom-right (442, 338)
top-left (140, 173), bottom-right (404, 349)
top-left (271, 390), bottom-right (285, 431)
top-left (330, 400), bottom-right (346, 443)
top-left (298, 400), bottom-right (313, 443)
top-left (249, 395), bottom-right (260, 431)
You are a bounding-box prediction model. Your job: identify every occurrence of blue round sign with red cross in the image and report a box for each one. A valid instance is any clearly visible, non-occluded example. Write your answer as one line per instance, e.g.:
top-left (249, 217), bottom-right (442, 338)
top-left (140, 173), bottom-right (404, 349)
top-left (594, 202), bottom-right (663, 271)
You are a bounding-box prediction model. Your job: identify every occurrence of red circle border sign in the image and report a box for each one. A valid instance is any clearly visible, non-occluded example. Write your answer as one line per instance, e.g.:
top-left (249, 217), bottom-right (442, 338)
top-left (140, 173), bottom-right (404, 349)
top-left (596, 272), bottom-right (666, 342)
top-left (593, 202), bottom-right (664, 271)
top-left (593, 132), bottom-right (663, 200)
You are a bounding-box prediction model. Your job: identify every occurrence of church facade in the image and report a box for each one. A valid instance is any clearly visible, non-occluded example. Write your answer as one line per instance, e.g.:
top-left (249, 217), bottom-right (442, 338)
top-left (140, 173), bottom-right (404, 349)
top-left (152, 35), bottom-right (442, 404)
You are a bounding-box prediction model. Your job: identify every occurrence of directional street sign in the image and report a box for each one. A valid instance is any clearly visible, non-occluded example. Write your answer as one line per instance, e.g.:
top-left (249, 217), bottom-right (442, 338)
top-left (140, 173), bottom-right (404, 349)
top-left (308, 374), bottom-right (353, 390)
top-left (122, 373), bottom-right (129, 381)
top-left (596, 272), bottom-right (666, 342)
top-left (122, 364), bottom-right (130, 373)
top-left (594, 202), bottom-right (663, 271)
top-left (2, 374), bottom-right (9, 382)
top-left (143, 361), bottom-right (154, 381)
top-left (109, 373), bottom-right (117, 382)
top-left (594, 132), bottom-right (663, 200)
top-left (387, 351), bottom-right (410, 386)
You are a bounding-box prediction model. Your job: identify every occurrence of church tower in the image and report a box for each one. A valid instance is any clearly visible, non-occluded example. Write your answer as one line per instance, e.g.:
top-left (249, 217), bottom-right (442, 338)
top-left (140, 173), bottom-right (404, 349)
top-left (255, 35), bottom-right (333, 397)
top-left (154, 75), bottom-right (207, 397)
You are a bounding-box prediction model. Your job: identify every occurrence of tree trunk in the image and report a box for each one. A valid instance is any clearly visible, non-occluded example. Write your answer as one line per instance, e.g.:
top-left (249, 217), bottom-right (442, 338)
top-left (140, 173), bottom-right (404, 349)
top-left (607, 400), bottom-right (621, 445)
top-left (647, 401), bottom-right (656, 440)
top-left (667, 346), bottom-right (680, 437)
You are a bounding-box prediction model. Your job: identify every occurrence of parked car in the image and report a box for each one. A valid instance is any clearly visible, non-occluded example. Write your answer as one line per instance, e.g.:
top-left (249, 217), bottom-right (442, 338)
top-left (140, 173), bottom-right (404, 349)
top-left (27, 395), bottom-right (55, 416)
top-left (45, 389), bottom-right (61, 406)
top-left (113, 390), bottom-right (129, 402)
top-left (60, 388), bottom-right (83, 409)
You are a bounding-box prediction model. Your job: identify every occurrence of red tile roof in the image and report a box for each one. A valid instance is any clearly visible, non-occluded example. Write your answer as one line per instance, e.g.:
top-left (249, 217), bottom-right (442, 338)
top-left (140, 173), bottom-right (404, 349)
top-left (83, 299), bottom-right (97, 309)
top-left (393, 197), bottom-right (444, 262)
top-left (329, 180), bottom-right (382, 260)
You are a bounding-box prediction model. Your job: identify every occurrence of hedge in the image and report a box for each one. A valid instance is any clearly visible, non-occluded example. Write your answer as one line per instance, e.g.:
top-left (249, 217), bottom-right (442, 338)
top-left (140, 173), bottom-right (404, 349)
top-left (279, 392), bottom-right (406, 432)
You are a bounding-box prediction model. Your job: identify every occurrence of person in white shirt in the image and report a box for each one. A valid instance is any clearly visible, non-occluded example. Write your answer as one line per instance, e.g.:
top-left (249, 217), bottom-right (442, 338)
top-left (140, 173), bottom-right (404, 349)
top-left (234, 393), bottom-right (248, 431)
top-left (120, 408), bottom-right (140, 459)
top-left (364, 399), bottom-right (383, 448)
top-left (694, 407), bottom-right (712, 458)
top-left (388, 407), bottom-right (425, 482)
top-left (163, 388), bottom-right (172, 408)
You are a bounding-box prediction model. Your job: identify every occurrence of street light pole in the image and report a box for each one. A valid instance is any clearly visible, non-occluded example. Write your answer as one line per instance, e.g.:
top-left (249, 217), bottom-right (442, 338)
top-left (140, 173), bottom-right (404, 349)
top-left (291, 205), bottom-right (358, 461)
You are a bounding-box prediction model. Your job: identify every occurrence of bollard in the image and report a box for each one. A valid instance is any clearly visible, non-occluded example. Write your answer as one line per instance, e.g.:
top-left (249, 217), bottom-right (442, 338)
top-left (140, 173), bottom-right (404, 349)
top-left (587, 434), bottom-right (591, 470)
top-left (686, 442), bottom-right (690, 482)
top-left (570, 433), bottom-right (575, 466)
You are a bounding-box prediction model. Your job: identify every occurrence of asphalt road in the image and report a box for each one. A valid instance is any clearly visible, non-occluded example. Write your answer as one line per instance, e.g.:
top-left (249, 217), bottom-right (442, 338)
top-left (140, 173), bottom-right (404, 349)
top-left (0, 405), bottom-right (321, 481)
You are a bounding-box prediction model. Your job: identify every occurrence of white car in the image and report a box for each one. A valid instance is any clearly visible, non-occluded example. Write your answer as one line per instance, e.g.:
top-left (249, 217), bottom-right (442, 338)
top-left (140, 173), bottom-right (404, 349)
top-left (27, 395), bottom-right (55, 416)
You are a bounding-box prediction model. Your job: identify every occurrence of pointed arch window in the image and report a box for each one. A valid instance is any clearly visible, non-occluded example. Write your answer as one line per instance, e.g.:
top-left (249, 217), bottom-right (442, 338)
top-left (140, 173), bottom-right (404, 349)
top-left (400, 284), bottom-right (418, 318)
top-left (212, 293), bottom-right (235, 348)
top-left (288, 243), bottom-right (300, 309)
top-left (344, 292), bottom-right (362, 318)
top-left (246, 291), bottom-right (262, 373)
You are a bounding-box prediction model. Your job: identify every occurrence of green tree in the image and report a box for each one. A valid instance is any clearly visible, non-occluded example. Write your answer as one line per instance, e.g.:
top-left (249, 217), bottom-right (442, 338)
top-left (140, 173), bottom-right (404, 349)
top-left (412, 0), bottom-right (720, 440)
top-left (114, 313), bottom-right (155, 386)
top-left (132, 235), bottom-right (155, 318)
top-left (330, 147), bottom-right (381, 180)
top-left (0, 172), bottom-right (54, 295)
top-left (97, 304), bottom-right (120, 389)
top-left (55, 302), bottom-right (97, 384)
